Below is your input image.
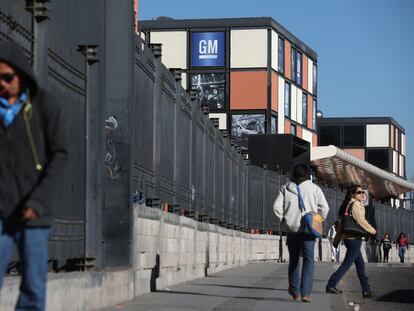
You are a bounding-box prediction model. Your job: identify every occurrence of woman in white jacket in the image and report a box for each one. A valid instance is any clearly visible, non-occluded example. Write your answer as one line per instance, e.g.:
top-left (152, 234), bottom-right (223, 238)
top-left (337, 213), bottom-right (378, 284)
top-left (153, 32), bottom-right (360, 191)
top-left (273, 164), bottom-right (330, 303)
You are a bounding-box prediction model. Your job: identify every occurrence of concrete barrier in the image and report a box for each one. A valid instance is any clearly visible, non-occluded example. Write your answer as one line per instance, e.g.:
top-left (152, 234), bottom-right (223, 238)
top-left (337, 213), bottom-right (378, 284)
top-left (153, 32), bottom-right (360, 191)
top-left (1, 204), bottom-right (412, 310)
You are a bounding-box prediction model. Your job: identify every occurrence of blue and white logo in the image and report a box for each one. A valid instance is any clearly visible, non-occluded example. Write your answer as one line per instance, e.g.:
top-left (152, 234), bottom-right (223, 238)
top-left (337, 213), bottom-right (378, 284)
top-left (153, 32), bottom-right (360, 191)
top-left (191, 32), bottom-right (225, 67)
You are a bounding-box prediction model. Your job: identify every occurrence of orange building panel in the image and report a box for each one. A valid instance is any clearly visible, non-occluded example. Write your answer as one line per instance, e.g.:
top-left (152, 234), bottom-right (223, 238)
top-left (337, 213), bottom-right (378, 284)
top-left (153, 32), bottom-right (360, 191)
top-left (303, 55), bottom-right (308, 91)
top-left (284, 119), bottom-right (291, 134)
top-left (344, 149), bottom-right (365, 161)
top-left (307, 95), bottom-right (313, 129)
top-left (297, 126), bottom-right (303, 139)
top-left (271, 71), bottom-right (278, 112)
top-left (230, 71), bottom-right (267, 109)
top-left (284, 41), bottom-right (291, 80)
top-left (312, 133), bottom-right (318, 147)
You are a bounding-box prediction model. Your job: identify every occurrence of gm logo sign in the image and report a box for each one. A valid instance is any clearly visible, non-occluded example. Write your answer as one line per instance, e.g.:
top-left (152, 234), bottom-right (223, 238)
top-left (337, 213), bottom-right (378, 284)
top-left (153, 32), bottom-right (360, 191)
top-left (191, 32), bottom-right (225, 67)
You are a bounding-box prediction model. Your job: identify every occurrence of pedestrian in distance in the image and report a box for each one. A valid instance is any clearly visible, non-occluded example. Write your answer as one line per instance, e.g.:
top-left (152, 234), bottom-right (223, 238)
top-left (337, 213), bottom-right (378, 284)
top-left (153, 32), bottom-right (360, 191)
top-left (380, 233), bottom-right (392, 263)
top-left (396, 232), bottom-right (409, 263)
top-left (0, 41), bottom-right (68, 311)
top-left (326, 185), bottom-right (376, 299)
top-left (273, 164), bottom-right (330, 303)
top-left (328, 221), bottom-right (340, 262)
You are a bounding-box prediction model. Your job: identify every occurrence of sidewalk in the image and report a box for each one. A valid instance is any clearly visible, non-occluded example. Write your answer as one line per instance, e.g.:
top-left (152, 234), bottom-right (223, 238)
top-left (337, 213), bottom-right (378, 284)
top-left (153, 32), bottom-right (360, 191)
top-left (101, 262), bottom-right (345, 311)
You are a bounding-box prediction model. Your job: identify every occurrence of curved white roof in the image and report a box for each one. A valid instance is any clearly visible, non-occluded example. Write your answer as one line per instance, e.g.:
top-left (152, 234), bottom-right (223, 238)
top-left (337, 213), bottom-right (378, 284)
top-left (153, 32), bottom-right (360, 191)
top-left (311, 145), bottom-right (414, 198)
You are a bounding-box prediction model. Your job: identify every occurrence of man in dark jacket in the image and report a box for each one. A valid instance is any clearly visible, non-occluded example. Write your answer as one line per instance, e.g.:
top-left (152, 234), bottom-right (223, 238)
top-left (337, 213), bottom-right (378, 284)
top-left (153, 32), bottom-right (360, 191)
top-left (0, 41), bottom-right (67, 310)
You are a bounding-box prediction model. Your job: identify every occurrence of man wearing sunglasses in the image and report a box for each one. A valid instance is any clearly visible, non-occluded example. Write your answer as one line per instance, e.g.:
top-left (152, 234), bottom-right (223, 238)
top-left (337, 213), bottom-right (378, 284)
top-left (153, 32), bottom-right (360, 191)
top-left (0, 41), bottom-right (68, 311)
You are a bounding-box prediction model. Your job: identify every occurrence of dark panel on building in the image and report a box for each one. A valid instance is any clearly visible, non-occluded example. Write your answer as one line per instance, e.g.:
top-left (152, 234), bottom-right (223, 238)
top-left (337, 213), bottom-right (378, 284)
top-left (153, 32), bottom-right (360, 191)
top-left (248, 134), bottom-right (310, 174)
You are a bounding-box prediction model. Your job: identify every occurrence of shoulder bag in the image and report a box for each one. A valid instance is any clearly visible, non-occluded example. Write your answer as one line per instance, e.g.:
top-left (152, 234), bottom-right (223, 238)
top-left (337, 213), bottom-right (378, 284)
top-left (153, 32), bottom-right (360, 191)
top-left (297, 185), bottom-right (323, 238)
top-left (341, 202), bottom-right (367, 236)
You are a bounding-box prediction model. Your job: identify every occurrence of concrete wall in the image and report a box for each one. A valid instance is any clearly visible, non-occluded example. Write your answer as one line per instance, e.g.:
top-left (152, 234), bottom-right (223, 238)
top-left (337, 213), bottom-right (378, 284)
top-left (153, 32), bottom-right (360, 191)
top-left (1, 204), bottom-right (412, 310)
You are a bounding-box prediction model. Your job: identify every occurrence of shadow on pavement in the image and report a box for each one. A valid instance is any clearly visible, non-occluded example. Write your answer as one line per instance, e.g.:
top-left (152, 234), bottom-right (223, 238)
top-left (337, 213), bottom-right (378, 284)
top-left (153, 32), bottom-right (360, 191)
top-left (378, 290), bottom-right (414, 304)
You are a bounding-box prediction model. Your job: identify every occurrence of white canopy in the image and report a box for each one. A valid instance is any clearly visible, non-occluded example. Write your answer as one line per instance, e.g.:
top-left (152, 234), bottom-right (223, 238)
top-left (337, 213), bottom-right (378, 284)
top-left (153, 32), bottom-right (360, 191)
top-left (311, 145), bottom-right (414, 198)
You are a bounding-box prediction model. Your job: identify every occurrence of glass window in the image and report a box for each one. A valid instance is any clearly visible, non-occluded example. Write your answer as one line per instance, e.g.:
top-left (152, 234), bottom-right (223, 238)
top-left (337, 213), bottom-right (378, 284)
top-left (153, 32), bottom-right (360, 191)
top-left (319, 125), bottom-right (340, 146)
top-left (398, 131), bottom-right (402, 153)
top-left (290, 124), bottom-right (296, 136)
top-left (291, 47), bottom-right (296, 83)
top-left (313, 63), bottom-right (317, 96)
top-left (271, 116), bottom-right (277, 134)
top-left (284, 82), bottom-right (290, 118)
top-left (312, 98), bottom-right (316, 129)
top-left (343, 125), bottom-right (365, 147)
top-left (302, 93), bottom-right (307, 126)
top-left (278, 37), bottom-right (284, 74)
top-left (191, 73), bottom-right (225, 111)
top-left (296, 50), bottom-right (302, 86)
top-left (366, 149), bottom-right (389, 171)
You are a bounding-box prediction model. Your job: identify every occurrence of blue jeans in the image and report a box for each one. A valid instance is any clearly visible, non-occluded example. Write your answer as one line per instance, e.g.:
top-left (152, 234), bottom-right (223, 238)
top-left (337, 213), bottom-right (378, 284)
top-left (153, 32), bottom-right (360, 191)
top-left (287, 233), bottom-right (315, 297)
top-left (399, 246), bottom-right (407, 263)
top-left (0, 219), bottom-right (51, 311)
top-left (327, 239), bottom-right (370, 293)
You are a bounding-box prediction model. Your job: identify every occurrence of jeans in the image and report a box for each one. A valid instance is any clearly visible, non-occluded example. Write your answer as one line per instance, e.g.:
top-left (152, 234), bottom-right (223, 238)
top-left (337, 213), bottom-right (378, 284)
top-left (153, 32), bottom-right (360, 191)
top-left (287, 233), bottom-right (315, 297)
top-left (0, 219), bottom-right (51, 311)
top-left (327, 239), bottom-right (370, 293)
top-left (399, 246), bottom-right (406, 263)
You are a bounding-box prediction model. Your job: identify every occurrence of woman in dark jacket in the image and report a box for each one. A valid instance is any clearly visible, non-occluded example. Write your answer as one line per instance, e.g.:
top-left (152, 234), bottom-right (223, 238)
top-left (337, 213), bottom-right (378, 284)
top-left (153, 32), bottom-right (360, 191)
top-left (325, 185), bottom-right (377, 298)
top-left (380, 233), bottom-right (392, 263)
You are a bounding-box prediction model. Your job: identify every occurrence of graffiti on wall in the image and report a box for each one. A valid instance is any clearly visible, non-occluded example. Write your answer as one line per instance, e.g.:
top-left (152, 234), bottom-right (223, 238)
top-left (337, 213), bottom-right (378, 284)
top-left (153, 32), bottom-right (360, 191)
top-left (105, 115), bottom-right (122, 179)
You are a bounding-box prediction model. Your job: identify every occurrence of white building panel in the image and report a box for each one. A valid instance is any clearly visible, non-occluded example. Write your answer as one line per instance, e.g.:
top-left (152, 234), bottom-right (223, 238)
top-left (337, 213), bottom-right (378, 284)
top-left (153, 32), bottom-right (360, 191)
top-left (296, 88), bottom-right (303, 125)
top-left (278, 77), bottom-right (285, 133)
top-left (308, 59), bottom-right (313, 94)
top-left (231, 29), bottom-right (268, 68)
top-left (209, 113), bottom-right (227, 130)
top-left (401, 133), bottom-right (406, 155)
top-left (302, 128), bottom-right (313, 147)
top-left (366, 124), bottom-right (389, 147)
top-left (393, 151), bottom-right (399, 174)
top-left (150, 31), bottom-right (187, 69)
top-left (181, 72), bottom-right (187, 90)
top-left (271, 30), bottom-right (279, 71)
top-left (290, 85), bottom-right (297, 122)
top-left (399, 155), bottom-right (404, 177)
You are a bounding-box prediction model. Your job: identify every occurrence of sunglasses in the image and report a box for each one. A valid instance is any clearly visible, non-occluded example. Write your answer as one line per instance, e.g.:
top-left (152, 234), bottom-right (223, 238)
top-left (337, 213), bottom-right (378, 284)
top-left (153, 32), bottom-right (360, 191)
top-left (355, 191), bottom-right (365, 195)
top-left (0, 73), bottom-right (16, 83)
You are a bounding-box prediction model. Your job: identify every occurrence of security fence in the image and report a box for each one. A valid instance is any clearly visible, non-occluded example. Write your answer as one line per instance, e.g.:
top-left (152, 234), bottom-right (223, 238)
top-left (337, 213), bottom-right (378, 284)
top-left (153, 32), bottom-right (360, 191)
top-left (2, 1), bottom-right (413, 271)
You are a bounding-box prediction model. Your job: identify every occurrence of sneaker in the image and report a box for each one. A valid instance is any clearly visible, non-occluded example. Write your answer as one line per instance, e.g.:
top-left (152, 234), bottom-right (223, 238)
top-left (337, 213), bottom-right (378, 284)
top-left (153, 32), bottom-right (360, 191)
top-left (301, 296), bottom-right (312, 303)
top-left (362, 292), bottom-right (377, 299)
top-left (326, 286), bottom-right (343, 294)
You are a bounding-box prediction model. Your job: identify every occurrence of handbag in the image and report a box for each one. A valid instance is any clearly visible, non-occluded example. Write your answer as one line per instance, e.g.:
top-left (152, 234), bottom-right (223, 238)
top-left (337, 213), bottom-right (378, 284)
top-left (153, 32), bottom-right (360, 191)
top-left (341, 202), bottom-right (367, 236)
top-left (297, 185), bottom-right (323, 238)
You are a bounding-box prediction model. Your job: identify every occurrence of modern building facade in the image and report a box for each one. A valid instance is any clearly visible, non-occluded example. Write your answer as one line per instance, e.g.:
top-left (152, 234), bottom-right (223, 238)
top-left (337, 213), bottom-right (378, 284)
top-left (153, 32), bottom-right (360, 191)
top-left (139, 17), bottom-right (318, 151)
top-left (318, 117), bottom-right (406, 179)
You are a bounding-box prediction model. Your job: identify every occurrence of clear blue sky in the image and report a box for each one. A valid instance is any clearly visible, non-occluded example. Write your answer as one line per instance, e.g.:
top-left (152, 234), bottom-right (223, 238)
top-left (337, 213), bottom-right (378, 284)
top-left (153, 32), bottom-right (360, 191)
top-left (139, 0), bottom-right (414, 181)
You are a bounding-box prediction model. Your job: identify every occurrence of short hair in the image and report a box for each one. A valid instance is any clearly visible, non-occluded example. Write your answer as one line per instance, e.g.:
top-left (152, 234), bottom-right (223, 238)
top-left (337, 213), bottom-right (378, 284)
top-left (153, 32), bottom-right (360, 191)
top-left (293, 164), bottom-right (309, 179)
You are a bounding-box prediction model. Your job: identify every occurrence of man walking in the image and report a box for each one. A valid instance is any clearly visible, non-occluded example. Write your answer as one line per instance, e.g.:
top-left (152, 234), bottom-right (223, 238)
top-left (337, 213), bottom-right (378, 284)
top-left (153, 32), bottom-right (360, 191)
top-left (0, 41), bottom-right (68, 310)
top-left (273, 164), bottom-right (329, 303)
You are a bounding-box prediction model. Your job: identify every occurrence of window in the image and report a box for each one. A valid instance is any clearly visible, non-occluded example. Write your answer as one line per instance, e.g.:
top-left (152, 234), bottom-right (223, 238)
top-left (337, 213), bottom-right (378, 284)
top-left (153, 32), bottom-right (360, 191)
top-left (291, 47), bottom-right (302, 86)
top-left (398, 131), bottom-right (402, 153)
top-left (231, 114), bottom-right (265, 150)
top-left (278, 37), bottom-right (285, 74)
top-left (366, 149), bottom-right (389, 171)
top-left (313, 63), bottom-right (317, 95)
top-left (284, 82), bottom-right (290, 118)
top-left (312, 98), bottom-right (316, 129)
top-left (302, 93), bottom-right (307, 126)
top-left (291, 124), bottom-right (297, 136)
top-left (319, 125), bottom-right (340, 146)
top-left (271, 116), bottom-right (277, 134)
top-left (296, 50), bottom-right (302, 86)
top-left (343, 125), bottom-right (365, 147)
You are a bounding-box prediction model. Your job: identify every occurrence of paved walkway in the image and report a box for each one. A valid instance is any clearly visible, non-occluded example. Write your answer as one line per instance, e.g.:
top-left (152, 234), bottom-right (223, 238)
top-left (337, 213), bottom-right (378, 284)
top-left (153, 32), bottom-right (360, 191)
top-left (102, 262), bottom-right (345, 311)
top-left (101, 262), bottom-right (414, 311)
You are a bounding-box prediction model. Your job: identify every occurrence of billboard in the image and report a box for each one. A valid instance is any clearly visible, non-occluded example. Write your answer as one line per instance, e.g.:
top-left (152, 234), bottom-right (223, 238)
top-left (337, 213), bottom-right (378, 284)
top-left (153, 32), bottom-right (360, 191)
top-left (191, 32), bottom-right (225, 67)
top-left (231, 114), bottom-right (265, 150)
top-left (191, 73), bottom-right (225, 111)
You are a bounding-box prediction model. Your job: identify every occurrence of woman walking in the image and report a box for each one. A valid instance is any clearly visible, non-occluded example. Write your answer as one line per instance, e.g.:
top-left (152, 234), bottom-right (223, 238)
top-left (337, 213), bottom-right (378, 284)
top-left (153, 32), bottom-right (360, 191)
top-left (396, 232), bottom-right (409, 263)
top-left (380, 233), bottom-right (392, 263)
top-left (325, 185), bottom-right (376, 298)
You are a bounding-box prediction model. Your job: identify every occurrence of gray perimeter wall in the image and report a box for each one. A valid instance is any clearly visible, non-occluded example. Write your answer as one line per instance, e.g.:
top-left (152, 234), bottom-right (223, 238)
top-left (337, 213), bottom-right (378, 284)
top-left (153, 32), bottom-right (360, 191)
top-left (1, 205), bottom-right (412, 311)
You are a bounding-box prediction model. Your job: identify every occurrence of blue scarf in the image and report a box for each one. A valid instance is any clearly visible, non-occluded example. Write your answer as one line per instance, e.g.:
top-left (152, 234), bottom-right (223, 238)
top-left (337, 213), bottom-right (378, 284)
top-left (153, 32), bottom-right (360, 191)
top-left (0, 93), bottom-right (27, 127)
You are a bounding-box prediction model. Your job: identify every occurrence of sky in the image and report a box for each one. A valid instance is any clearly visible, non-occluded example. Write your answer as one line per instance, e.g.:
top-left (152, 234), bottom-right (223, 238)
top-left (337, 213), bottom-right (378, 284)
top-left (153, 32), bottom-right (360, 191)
top-left (138, 0), bottom-right (414, 181)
